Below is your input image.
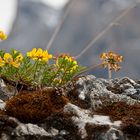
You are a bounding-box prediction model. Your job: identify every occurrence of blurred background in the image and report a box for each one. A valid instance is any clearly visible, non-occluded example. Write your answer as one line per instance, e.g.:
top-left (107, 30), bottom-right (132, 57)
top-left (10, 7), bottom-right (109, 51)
top-left (0, 0), bottom-right (140, 79)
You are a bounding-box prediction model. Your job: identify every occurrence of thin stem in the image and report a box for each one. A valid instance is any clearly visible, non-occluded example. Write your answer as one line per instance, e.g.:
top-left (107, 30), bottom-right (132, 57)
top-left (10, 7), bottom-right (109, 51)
top-left (46, 0), bottom-right (74, 50)
top-left (75, 4), bottom-right (136, 59)
top-left (108, 64), bottom-right (112, 79)
top-left (33, 60), bottom-right (39, 81)
top-left (72, 63), bottom-right (103, 79)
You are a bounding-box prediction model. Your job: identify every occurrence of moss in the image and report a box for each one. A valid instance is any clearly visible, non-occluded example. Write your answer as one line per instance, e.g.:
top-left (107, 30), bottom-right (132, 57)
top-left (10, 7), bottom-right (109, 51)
top-left (96, 102), bottom-right (140, 121)
top-left (0, 109), bottom-right (6, 116)
top-left (5, 88), bottom-right (68, 123)
top-left (121, 117), bottom-right (140, 138)
top-left (96, 102), bottom-right (140, 138)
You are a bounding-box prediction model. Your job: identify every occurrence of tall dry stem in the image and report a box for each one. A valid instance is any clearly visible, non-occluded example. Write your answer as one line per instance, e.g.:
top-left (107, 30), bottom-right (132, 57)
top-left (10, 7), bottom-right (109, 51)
top-left (75, 4), bottom-right (137, 59)
top-left (46, 0), bottom-right (74, 50)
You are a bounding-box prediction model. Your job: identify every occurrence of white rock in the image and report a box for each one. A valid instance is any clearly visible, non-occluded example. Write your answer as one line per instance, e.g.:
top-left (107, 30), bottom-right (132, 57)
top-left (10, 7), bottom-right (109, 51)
top-left (15, 123), bottom-right (51, 137)
top-left (64, 103), bottom-right (122, 139)
top-left (0, 100), bottom-right (6, 110)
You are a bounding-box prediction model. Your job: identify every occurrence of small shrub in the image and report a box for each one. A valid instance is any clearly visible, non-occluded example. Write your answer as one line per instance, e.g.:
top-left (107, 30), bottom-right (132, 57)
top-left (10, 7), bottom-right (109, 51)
top-left (0, 48), bottom-right (83, 89)
top-left (0, 30), bottom-right (124, 88)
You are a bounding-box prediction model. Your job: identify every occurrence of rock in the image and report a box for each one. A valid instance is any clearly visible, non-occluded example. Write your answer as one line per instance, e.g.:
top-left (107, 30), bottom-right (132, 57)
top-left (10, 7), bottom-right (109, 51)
top-left (0, 99), bottom-right (6, 110)
top-left (64, 103), bottom-right (122, 139)
top-left (15, 123), bottom-right (53, 137)
top-left (105, 128), bottom-right (124, 140)
top-left (109, 77), bottom-right (140, 100)
top-left (74, 75), bottom-right (140, 111)
top-left (0, 75), bottom-right (140, 140)
top-left (0, 78), bottom-right (17, 101)
top-left (0, 115), bottom-right (58, 140)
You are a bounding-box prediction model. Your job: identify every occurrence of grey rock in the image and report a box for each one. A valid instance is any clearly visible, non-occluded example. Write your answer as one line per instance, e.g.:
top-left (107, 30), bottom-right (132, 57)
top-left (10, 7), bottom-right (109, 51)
top-left (0, 115), bottom-right (58, 140)
top-left (64, 103), bottom-right (122, 139)
top-left (0, 79), bottom-right (17, 101)
top-left (74, 76), bottom-right (140, 111)
top-left (110, 77), bottom-right (140, 100)
top-left (105, 128), bottom-right (124, 140)
top-left (0, 99), bottom-right (6, 110)
top-left (0, 75), bottom-right (140, 140)
top-left (15, 123), bottom-right (52, 136)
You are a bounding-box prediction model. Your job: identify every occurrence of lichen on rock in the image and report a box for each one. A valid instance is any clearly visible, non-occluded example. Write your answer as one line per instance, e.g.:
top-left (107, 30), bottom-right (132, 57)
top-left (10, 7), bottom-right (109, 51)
top-left (0, 75), bottom-right (139, 139)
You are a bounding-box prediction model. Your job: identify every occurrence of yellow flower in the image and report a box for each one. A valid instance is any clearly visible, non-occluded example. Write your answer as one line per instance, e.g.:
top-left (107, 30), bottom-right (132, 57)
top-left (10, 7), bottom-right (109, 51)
top-left (3, 53), bottom-right (13, 63)
top-left (13, 54), bottom-right (23, 68)
top-left (3, 53), bottom-right (23, 68)
top-left (11, 61), bottom-right (20, 68)
top-left (100, 51), bottom-right (123, 71)
top-left (53, 78), bottom-right (62, 84)
top-left (15, 54), bottom-right (23, 61)
top-left (0, 31), bottom-right (7, 40)
top-left (57, 54), bottom-right (77, 64)
top-left (55, 54), bottom-right (78, 73)
top-left (73, 60), bottom-right (77, 65)
top-left (70, 65), bottom-right (78, 73)
top-left (42, 50), bottom-right (52, 61)
top-left (27, 48), bottom-right (37, 58)
top-left (27, 48), bottom-right (52, 62)
top-left (0, 57), bottom-right (5, 67)
top-left (35, 48), bottom-right (43, 58)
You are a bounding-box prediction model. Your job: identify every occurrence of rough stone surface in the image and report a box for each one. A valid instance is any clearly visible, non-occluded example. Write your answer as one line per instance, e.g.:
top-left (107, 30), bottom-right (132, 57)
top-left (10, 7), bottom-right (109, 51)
top-left (0, 78), bottom-right (17, 101)
top-left (0, 75), bottom-right (139, 140)
top-left (75, 76), bottom-right (140, 111)
top-left (0, 99), bottom-right (6, 110)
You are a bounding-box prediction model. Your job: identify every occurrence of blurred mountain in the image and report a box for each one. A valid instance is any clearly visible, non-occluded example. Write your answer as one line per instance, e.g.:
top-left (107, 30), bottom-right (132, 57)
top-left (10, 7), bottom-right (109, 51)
top-left (1, 0), bottom-right (140, 79)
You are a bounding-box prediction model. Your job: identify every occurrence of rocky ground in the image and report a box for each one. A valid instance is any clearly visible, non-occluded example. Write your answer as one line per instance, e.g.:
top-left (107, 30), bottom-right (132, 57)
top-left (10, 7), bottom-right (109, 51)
top-left (0, 75), bottom-right (140, 140)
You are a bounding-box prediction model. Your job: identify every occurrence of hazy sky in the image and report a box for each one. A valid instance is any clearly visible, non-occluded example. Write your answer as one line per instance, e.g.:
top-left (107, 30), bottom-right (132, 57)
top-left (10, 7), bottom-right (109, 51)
top-left (39, 0), bottom-right (69, 9)
top-left (0, 0), bottom-right (17, 34)
top-left (0, 0), bottom-right (69, 34)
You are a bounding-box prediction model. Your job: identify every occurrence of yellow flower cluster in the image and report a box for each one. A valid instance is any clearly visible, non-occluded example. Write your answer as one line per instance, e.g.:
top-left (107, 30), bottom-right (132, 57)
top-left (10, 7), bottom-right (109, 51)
top-left (0, 31), bottom-right (7, 40)
top-left (56, 54), bottom-right (78, 73)
top-left (100, 51), bottom-right (123, 71)
top-left (3, 53), bottom-right (23, 68)
top-left (27, 48), bottom-right (52, 62)
top-left (65, 56), bottom-right (78, 72)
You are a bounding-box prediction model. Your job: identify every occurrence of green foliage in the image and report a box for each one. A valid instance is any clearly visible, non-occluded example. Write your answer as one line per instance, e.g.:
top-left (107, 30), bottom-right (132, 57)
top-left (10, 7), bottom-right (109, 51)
top-left (0, 48), bottom-right (84, 89)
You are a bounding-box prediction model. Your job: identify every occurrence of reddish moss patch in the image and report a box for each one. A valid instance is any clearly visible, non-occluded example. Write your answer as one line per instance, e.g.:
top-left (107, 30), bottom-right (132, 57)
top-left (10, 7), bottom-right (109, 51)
top-left (96, 102), bottom-right (140, 121)
top-left (0, 109), bottom-right (6, 116)
top-left (96, 102), bottom-right (140, 138)
top-left (5, 88), bottom-right (68, 123)
top-left (121, 117), bottom-right (140, 139)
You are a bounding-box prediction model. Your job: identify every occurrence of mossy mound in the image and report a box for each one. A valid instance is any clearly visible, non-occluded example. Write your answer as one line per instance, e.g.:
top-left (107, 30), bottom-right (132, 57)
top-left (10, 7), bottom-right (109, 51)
top-left (5, 88), bottom-right (68, 123)
top-left (96, 102), bottom-right (140, 138)
top-left (96, 102), bottom-right (140, 121)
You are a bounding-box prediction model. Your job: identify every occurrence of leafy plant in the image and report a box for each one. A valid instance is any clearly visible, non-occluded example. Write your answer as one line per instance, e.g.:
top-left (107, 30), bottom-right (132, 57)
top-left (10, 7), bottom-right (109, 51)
top-left (0, 42), bottom-right (83, 88)
top-left (100, 51), bottom-right (123, 78)
top-left (73, 51), bottom-right (123, 79)
top-left (0, 30), bottom-right (123, 89)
